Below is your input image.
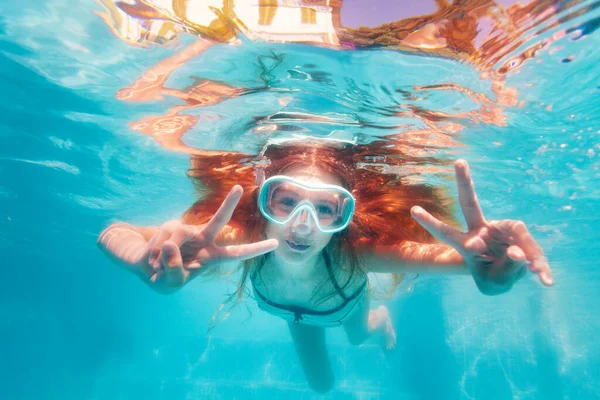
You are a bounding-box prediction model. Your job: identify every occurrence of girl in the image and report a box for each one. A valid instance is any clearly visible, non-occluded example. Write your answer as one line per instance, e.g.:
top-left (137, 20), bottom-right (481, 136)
top-left (98, 138), bottom-right (553, 393)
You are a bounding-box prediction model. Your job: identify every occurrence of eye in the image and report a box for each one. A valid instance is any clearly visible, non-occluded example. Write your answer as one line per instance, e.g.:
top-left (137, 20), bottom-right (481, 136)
top-left (316, 203), bottom-right (335, 216)
top-left (278, 196), bottom-right (298, 208)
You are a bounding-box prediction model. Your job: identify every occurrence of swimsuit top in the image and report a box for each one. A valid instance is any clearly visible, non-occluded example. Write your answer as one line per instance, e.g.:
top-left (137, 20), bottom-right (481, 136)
top-left (251, 251), bottom-right (367, 326)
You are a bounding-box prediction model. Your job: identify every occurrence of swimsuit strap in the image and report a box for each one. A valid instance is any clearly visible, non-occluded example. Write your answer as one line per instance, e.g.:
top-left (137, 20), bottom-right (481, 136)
top-left (251, 251), bottom-right (367, 324)
top-left (250, 251), bottom-right (352, 302)
top-left (323, 250), bottom-right (350, 301)
top-left (252, 278), bottom-right (366, 316)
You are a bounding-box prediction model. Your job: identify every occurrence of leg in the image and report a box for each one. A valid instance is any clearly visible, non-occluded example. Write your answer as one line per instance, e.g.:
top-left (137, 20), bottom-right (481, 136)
top-left (342, 293), bottom-right (371, 346)
top-left (343, 295), bottom-right (397, 350)
top-left (287, 321), bottom-right (334, 393)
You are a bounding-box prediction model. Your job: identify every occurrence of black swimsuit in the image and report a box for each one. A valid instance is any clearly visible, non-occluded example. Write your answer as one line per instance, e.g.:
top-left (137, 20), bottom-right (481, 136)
top-left (251, 251), bottom-right (367, 326)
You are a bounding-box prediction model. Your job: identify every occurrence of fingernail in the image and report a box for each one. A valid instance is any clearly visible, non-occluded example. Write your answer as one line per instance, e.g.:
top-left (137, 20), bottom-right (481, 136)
top-left (541, 272), bottom-right (554, 285)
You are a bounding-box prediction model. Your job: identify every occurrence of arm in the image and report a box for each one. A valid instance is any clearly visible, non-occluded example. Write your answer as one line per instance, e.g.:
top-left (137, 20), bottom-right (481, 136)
top-left (364, 241), bottom-right (468, 275)
top-left (363, 238), bottom-right (528, 296)
top-left (98, 220), bottom-right (257, 293)
top-left (364, 160), bottom-right (553, 296)
top-left (98, 222), bottom-right (156, 280)
top-left (98, 186), bottom-right (278, 294)
top-left (410, 160), bottom-right (553, 295)
top-left (97, 220), bottom-right (198, 294)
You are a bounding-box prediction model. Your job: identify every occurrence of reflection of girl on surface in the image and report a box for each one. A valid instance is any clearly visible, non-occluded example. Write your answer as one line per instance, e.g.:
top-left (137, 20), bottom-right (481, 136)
top-left (99, 0), bottom-right (525, 155)
top-left (98, 138), bottom-right (553, 393)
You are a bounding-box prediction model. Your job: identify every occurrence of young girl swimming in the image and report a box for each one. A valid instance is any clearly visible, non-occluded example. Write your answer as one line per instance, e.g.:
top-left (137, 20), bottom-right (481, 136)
top-left (98, 138), bottom-right (553, 393)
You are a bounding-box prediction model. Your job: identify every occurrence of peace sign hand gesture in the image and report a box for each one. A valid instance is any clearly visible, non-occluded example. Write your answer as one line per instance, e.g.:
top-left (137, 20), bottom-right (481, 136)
top-left (410, 160), bottom-right (554, 295)
top-left (142, 185), bottom-right (278, 293)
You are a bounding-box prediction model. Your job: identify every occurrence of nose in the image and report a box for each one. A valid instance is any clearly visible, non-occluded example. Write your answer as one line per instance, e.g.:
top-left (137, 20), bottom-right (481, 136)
top-left (292, 209), bottom-right (313, 235)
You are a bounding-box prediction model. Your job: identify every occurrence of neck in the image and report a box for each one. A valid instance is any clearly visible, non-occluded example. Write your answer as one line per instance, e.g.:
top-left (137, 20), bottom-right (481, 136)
top-left (270, 251), bottom-right (325, 280)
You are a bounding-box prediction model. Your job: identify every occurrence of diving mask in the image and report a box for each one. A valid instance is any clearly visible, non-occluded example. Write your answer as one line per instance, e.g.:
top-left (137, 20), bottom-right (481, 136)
top-left (258, 175), bottom-right (355, 234)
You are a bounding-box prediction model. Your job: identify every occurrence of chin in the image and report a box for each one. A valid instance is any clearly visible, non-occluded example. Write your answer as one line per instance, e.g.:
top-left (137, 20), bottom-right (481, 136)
top-left (276, 249), bottom-right (310, 264)
top-left (275, 243), bottom-right (319, 264)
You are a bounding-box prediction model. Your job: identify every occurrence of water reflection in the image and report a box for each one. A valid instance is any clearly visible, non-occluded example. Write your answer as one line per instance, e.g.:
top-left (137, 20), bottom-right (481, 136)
top-left (115, 36), bottom-right (244, 152)
top-left (96, 1), bottom-right (599, 61)
top-left (94, 0), bottom-right (600, 160)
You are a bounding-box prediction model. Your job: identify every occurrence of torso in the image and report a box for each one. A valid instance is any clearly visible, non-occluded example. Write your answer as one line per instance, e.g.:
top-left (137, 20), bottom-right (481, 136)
top-left (250, 252), bottom-right (367, 326)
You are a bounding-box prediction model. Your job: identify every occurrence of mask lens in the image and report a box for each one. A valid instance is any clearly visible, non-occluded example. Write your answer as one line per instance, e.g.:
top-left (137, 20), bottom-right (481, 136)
top-left (268, 184), bottom-right (303, 220)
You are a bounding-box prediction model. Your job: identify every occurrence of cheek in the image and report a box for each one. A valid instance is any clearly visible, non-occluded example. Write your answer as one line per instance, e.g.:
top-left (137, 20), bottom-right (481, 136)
top-left (315, 232), bottom-right (334, 249)
top-left (265, 221), bottom-right (285, 240)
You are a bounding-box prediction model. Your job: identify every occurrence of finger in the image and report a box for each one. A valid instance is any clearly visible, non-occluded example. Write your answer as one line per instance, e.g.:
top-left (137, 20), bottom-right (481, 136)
top-left (411, 206), bottom-right (464, 248)
top-left (148, 226), bottom-right (177, 268)
top-left (509, 221), bottom-right (554, 286)
top-left (506, 245), bottom-right (527, 263)
top-left (184, 260), bottom-right (202, 270)
top-left (161, 240), bottom-right (185, 286)
top-left (455, 159), bottom-right (486, 231)
top-left (220, 239), bottom-right (279, 262)
top-left (203, 185), bottom-right (243, 240)
top-left (168, 224), bottom-right (197, 247)
top-left (488, 255), bottom-right (527, 284)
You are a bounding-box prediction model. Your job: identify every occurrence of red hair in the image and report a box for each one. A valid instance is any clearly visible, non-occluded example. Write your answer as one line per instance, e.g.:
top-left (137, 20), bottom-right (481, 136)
top-left (183, 140), bottom-right (455, 243)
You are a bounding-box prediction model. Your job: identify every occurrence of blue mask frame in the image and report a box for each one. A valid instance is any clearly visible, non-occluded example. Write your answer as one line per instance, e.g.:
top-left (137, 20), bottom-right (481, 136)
top-left (258, 175), bottom-right (356, 234)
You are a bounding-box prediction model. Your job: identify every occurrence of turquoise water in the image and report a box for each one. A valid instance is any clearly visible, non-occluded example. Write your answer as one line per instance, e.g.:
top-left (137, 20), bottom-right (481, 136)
top-left (1, 0), bottom-right (600, 399)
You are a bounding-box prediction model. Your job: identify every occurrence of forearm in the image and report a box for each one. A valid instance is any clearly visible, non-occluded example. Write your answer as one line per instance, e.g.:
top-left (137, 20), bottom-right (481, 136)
top-left (399, 241), bottom-right (465, 268)
top-left (97, 222), bottom-right (154, 279)
top-left (371, 242), bottom-right (519, 295)
top-left (367, 241), bottom-right (468, 274)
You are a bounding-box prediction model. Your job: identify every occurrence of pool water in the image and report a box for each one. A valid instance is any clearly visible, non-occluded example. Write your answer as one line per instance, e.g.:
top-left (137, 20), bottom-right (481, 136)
top-left (1, 0), bottom-right (599, 399)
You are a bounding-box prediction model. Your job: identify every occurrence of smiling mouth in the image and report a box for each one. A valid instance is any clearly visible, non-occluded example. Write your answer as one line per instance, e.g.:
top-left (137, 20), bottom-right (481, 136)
top-left (285, 240), bottom-right (310, 252)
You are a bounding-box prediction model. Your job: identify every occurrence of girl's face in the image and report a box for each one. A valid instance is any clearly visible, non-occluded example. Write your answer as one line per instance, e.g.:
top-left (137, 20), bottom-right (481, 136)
top-left (264, 164), bottom-right (344, 265)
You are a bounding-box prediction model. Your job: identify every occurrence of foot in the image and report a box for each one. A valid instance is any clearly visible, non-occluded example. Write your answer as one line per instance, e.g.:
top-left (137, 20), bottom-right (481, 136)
top-left (368, 305), bottom-right (397, 351)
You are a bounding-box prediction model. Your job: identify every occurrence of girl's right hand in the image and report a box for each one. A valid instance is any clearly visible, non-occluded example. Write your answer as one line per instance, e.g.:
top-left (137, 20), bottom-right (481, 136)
top-left (140, 185), bottom-right (278, 293)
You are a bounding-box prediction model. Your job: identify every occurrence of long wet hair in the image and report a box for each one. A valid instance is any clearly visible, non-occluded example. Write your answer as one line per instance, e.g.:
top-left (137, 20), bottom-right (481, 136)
top-left (182, 139), bottom-right (456, 324)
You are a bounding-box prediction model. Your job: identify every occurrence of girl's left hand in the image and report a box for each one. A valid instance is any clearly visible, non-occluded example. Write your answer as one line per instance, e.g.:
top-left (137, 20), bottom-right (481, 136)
top-left (410, 159), bottom-right (554, 294)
